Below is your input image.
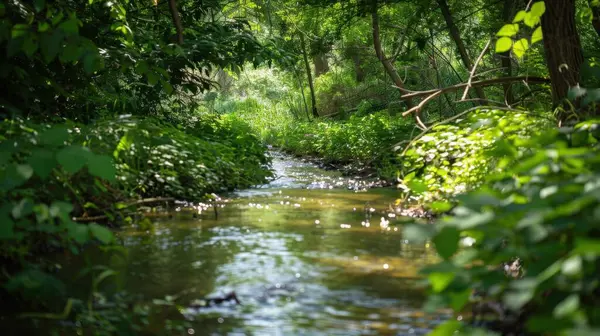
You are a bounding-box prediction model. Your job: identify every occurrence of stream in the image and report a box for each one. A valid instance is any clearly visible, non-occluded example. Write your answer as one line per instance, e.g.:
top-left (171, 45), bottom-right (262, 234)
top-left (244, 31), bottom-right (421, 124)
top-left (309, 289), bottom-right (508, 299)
top-left (115, 152), bottom-right (451, 335)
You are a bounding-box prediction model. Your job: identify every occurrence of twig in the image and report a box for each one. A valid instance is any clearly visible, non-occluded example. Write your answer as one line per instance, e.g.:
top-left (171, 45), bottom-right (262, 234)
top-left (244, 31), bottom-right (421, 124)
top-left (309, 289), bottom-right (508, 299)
top-left (402, 90), bottom-right (443, 117)
top-left (462, 39), bottom-right (491, 101)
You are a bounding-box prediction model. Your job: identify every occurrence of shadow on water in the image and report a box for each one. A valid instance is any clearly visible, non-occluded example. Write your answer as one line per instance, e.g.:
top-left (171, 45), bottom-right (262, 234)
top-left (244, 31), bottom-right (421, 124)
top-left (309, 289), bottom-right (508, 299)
top-left (110, 152), bottom-right (451, 335)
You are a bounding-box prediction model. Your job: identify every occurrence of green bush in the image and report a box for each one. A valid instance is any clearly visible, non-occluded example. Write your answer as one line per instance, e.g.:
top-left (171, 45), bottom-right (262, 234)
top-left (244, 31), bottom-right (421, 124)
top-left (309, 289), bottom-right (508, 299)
top-left (400, 108), bottom-right (553, 202)
top-left (406, 118), bottom-right (600, 335)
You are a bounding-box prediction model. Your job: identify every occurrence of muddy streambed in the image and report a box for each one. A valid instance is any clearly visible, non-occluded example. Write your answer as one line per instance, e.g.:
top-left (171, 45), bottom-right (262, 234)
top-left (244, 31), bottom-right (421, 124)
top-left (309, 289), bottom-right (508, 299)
top-left (114, 152), bottom-right (451, 335)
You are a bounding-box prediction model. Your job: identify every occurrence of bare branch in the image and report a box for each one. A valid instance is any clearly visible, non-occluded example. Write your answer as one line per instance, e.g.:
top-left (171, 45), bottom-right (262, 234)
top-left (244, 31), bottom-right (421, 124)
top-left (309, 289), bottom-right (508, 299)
top-left (461, 39), bottom-right (491, 101)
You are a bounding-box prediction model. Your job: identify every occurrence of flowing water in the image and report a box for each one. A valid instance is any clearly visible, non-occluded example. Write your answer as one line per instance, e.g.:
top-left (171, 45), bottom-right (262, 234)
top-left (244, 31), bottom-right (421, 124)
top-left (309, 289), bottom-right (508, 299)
top-left (113, 152), bottom-right (451, 335)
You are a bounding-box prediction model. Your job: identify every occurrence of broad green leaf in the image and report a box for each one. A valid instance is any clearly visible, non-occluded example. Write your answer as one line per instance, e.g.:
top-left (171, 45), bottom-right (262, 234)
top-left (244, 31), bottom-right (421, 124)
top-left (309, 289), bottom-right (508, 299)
top-left (573, 238), bottom-right (600, 255)
top-left (429, 272), bottom-right (455, 292)
top-left (513, 38), bottom-right (529, 59)
top-left (89, 223), bottom-right (114, 244)
top-left (407, 179), bottom-right (428, 193)
top-left (524, 12), bottom-right (541, 28)
top-left (497, 24), bottom-right (519, 37)
top-left (40, 30), bottom-right (63, 63)
top-left (11, 24), bottom-right (29, 38)
top-left (56, 145), bottom-right (91, 173)
top-left (554, 294), bottom-right (579, 318)
top-left (495, 37), bottom-right (513, 53)
top-left (503, 289), bottom-right (534, 310)
top-left (67, 222), bottom-right (90, 244)
top-left (530, 2), bottom-right (546, 17)
top-left (531, 26), bottom-right (543, 44)
top-left (433, 226), bottom-right (460, 259)
top-left (16, 164), bottom-right (33, 181)
top-left (449, 288), bottom-right (471, 311)
top-left (28, 149), bottom-right (57, 179)
top-left (12, 198), bottom-right (33, 219)
top-left (58, 18), bottom-right (79, 35)
top-left (50, 201), bottom-right (74, 218)
top-left (39, 125), bottom-right (69, 146)
top-left (429, 201), bottom-right (452, 213)
top-left (429, 320), bottom-right (461, 336)
top-left (87, 154), bottom-right (116, 181)
top-left (513, 10), bottom-right (527, 23)
top-left (402, 224), bottom-right (435, 243)
top-left (561, 255), bottom-right (582, 276)
top-left (33, 0), bottom-right (45, 12)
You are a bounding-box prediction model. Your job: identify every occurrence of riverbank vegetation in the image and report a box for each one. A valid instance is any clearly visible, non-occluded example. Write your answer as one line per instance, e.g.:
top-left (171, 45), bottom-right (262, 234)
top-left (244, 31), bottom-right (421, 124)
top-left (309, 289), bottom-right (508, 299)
top-left (2, 0), bottom-right (600, 334)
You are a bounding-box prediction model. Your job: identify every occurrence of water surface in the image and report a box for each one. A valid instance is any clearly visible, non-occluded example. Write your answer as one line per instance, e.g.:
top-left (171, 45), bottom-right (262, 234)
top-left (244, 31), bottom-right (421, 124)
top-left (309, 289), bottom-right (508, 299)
top-left (117, 152), bottom-right (449, 335)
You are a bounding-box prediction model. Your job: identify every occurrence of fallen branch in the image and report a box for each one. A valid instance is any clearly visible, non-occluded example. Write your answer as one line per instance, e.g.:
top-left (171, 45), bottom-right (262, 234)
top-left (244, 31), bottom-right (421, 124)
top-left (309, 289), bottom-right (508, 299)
top-left (401, 76), bottom-right (550, 101)
top-left (72, 197), bottom-right (175, 222)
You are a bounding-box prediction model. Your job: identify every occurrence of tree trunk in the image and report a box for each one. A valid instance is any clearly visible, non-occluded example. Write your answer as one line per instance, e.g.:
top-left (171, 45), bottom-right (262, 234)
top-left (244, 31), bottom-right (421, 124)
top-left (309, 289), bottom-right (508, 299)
top-left (346, 43), bottom-right (366, 82)
top-left (168, 0), bottom-right (184, 44)
top-left (541, 0), bottom-right (584, 104)
top-left (371, 0), bottom-right (414, 109)
top-left (300, 33), bottom-right (319, 118)
top-left (437, 0), bottom-right (486, 103)
top-left (500, 0), bottom-right (516, 104)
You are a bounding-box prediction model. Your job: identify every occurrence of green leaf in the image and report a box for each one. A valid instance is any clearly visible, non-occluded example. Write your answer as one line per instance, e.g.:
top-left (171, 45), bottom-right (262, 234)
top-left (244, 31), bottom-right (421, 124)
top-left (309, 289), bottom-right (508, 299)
top-left (16, 164), bottom-right (33, 181)
top-left (67, 222), bottom-right (90, 244)
top-left (449, 288), bottom-right (472, 311)
top-left (50, 201), bottom-right (74, 219)
top-left (513, 38), bottom-right (529, 59)
top-left (429, 320), bottom-right (461, 336)
top-left (524, 12), bottom-right (541, 28)
top-left (33, 0), bottom-right (45, 12)
top-left (407, 179), bottom-right (428, 193)
top-left (503, 289), bottom-right (534, 311)
top-left (573, 238), bottom-right (600, 255)
top-left (58, 18), bottom-right (79, 35)
top-left (40, 30), bottom-right (63, 63)
top-left (83, 50), bottom-right (103, 74)
top-left (11, 24), bottom-right (29, 38)
top-left (513, 10), bottom-right (527, 23)
top-left (495, 37), bottom-right (513, 53)
top-left (429, 272), bottom-right (455, 292)
top-left (433, 226), bottom-right (460, 259)
top-left (56, 145), bottom-right (91, 173)
top-left (87, 154), bottom-right (116, 181)
top-left (530, 2), bottom-right (546, 17)
top-left (39, 125), bottom-right (69, 146)
top-left (561, 255), bottom-right (582, 276)
top-left (429, 201), bottom-right (453, 213)
top-left (531, 26), bottom-right (543, 44)
top-left (497, 24), bottom-right (519, 37)
top-left (402, 224), bottom-right (435, 243)
top-left (59, 43), bottom-right (81, 63)
top-left (28, 149), bottom-right (57, 179)
top-left (89, 223), bottom-right (114, 244)
top-left (22, 34), bottom-right (39, 58)
top-left (12, 199), bottom-right (33, 219)
top-left (554, 294), bottom-right (579, 318)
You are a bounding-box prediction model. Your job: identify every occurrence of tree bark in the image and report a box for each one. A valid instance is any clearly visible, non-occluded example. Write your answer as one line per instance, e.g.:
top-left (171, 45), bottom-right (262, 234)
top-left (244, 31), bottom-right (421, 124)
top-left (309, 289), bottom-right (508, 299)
top-left (168, 0), bottom-right (184, 44)
top-left (541, 0), bottom-right (584, 104)
top-left (437, 0), bottom-right (487, 103)
top-left (371, 0), bottom-right (414, 109)
top-left (300, 33), bottom-right (319, 118)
